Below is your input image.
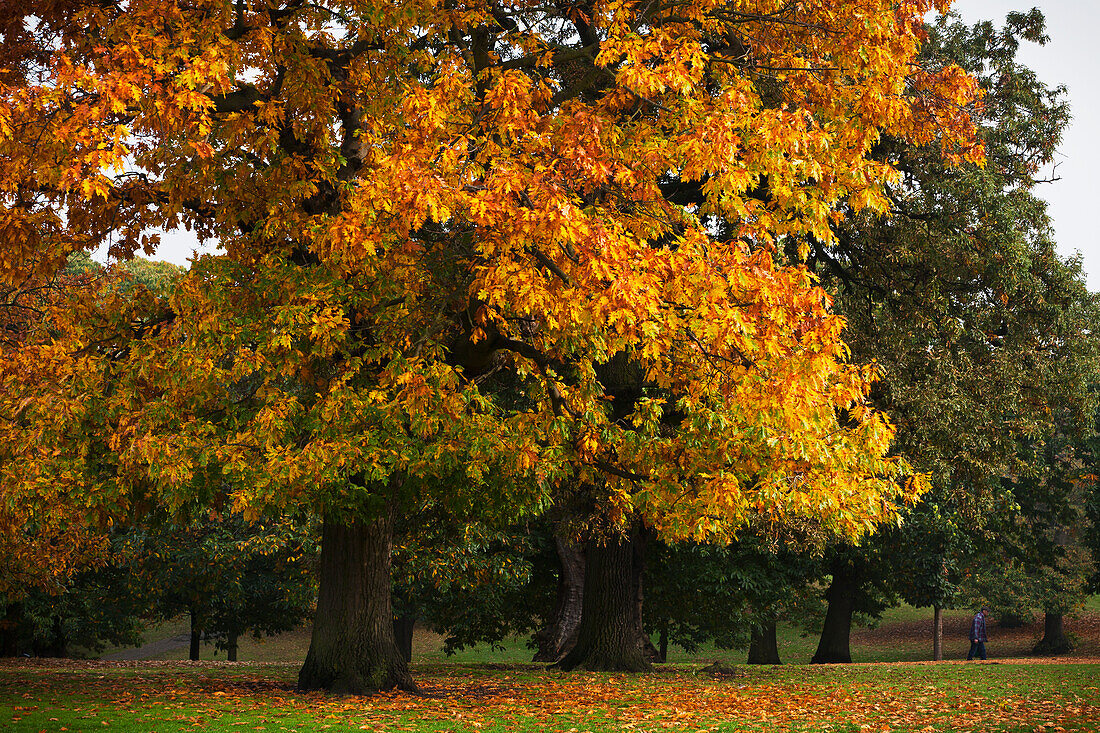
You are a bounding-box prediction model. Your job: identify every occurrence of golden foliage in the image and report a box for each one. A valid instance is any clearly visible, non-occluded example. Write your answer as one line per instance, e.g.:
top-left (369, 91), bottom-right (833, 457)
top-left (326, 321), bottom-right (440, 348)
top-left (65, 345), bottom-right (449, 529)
top-left (0, 1), bottom-right (983, 548)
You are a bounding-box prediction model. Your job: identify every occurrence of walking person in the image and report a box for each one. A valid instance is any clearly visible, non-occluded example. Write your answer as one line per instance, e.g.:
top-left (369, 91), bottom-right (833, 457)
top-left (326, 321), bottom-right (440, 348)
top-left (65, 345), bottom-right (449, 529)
top-left (967, 606), bottom-right (990, 660)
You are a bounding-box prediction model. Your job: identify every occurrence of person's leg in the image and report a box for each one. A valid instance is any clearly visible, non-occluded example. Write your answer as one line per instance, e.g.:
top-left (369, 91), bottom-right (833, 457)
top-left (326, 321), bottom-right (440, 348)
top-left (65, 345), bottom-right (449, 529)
top-left (978, 641), bottom-right (987, 660)
top-left (967, 642), bottom-right (976, 660)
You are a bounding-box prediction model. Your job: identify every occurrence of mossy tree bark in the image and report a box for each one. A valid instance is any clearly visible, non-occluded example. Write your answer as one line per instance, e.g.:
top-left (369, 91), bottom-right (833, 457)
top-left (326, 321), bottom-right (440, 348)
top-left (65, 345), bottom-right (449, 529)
top-left (556, 523), bottom-right (652, 672)
top-left (298, 505), bottom-right (416, 693)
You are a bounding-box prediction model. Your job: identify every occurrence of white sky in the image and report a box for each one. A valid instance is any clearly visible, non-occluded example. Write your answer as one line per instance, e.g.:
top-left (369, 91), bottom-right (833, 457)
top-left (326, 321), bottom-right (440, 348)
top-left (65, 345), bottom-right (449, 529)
top-left (129, 1), bottom-right (1099, 291)
top-left (950, 0), bottom-right (1098, 290)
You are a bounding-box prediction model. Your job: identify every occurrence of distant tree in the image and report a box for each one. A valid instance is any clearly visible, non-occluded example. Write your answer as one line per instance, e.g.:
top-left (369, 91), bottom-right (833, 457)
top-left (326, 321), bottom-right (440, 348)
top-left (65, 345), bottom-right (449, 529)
top-left (804, 10), bottom-right (1100, 663)
top-left (390, 504), bottom-right (543, 662)
top-left (961, 422), bottom-right (1096, 655)
top-left (886, 503), bottom-right (971, 660)
top-left (124, 515), bottom-right (317, 661)
top-left (0, 537), bottom-right (146, 658)
top-left (645, 529), bottom-right (824, 665)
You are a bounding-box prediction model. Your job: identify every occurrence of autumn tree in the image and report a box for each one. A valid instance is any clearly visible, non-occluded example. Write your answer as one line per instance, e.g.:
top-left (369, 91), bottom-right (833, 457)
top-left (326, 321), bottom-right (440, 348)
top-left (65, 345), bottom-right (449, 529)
top-left (1, 0), bottom-right (979, 691)
top-left (0, 541), bottom-right (147, 658)
top-left (0, 257), bottom-right (115, 642)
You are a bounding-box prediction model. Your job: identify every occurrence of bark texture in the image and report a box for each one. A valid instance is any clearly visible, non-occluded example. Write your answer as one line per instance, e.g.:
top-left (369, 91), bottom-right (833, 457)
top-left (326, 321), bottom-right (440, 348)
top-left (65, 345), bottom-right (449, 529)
top-left (298, 508), bottom-right (416, 693)
top-left (1033, 612), bottom-right (1072, 655)
top-left (747, 619), bottom-right (781, 665)
top-left (811, 564), bottom-right (857, 664)
top-left (556, 525), bottom-right (652, 672)
top-left (533, 536), bottom-right (586, 662)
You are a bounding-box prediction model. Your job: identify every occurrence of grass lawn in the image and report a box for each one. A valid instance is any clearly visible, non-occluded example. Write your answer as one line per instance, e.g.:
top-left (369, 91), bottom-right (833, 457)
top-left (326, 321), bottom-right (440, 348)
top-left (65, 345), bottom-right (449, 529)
top-left (122, 602), bottom-right (1100, 666)
top-left (2, 659), bottom-right (1097, 732)
top-left (22, 603), bottom-right (1095, 731)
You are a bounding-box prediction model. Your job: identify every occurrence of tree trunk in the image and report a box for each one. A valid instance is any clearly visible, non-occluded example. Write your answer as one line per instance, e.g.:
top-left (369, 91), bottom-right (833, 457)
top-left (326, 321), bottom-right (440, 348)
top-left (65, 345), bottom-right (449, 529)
top-left (658, 622), bottom-right (668, 663)
top-left (747, 618), bottom-right (781, 665)
top-left (0, 604), bottom-right (22, 657)
top-left (298, 506), bottom-right (416, 693)
top-left (532, 535), bottom-right (586, 662)
top-left (556, 524), bottom-right (652, 672)
top-left (34, 615), bottom-right (68, 658)
top-left (392, 613), bottom-right (416, 663)
top-left (189, 608), bottom-right (201, 661)
top-left (226, 632), bottom-right (239, 662)
top-left (811, 564), bottom-right (857, 664)
top-left (1033, 612), bottom-right (1072, 655)
top-left (932, 605), bottom-right (943, 662)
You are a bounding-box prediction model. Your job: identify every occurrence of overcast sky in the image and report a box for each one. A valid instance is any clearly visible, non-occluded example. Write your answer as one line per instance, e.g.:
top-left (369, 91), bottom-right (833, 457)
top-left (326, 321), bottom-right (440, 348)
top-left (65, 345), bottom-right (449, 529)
top-left (118, 1), bottom-right (1099, 290)
top-left (950, 0), bottom-right (1098, 289)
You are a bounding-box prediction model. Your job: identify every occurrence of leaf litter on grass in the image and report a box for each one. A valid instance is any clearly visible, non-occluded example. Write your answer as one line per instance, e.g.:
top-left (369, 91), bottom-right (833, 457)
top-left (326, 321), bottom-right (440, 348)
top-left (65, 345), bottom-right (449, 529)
top-left (2, 661), bottom-right (1099, 733)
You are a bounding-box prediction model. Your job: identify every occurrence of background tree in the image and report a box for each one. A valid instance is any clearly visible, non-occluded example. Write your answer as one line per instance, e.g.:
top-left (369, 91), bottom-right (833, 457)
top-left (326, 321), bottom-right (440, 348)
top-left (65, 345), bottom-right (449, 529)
top-left (123, 514), bottom-right (317, 661)
top-left (0, 538), bottom-right (146, 658)
top-left (802, 10), bottom-right (1099, 663)
top-left (886, 503), bottom-right (970, 660)
top-left (959, 419), bottom-right (1096, 655)
top-left (390, 504), bottom-right (542, 662)
top-left (644, 531), bottom-right (824, 665)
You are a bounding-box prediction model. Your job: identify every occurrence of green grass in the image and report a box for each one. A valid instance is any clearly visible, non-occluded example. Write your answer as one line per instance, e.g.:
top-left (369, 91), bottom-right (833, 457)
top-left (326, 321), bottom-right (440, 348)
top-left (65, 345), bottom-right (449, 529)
top-left (32, 600), bottom-right (1096, 732)
top-left (2, 660), bottom-right (1098, 732)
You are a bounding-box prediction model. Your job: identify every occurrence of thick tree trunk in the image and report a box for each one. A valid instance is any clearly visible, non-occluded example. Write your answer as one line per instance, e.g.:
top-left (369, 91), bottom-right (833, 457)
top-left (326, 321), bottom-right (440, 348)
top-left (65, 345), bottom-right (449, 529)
top-left (392, 613), bottom-right (416, 663)
top-left (298, 507), bottom-right (416, 693)
top-left (932, 605), bottom-right (943, 662)
top-left (189, 608), bottom-right (201, 661)
top-left (556, 525), bottom-right (652, 672)
top-left (1033, 612), bottom-right (1072, 655)
top-left (811, 564), bottom-right (857, 664)
top-left (747, 618), bottom-right (781, 665)
top-left (532, 535), bottom-right (586, 662)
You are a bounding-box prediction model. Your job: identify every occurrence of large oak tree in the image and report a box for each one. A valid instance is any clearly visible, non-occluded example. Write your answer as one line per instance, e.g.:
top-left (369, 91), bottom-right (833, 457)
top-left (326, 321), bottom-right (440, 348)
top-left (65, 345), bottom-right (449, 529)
top-left (1, 0), bottom-right (978, 690)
